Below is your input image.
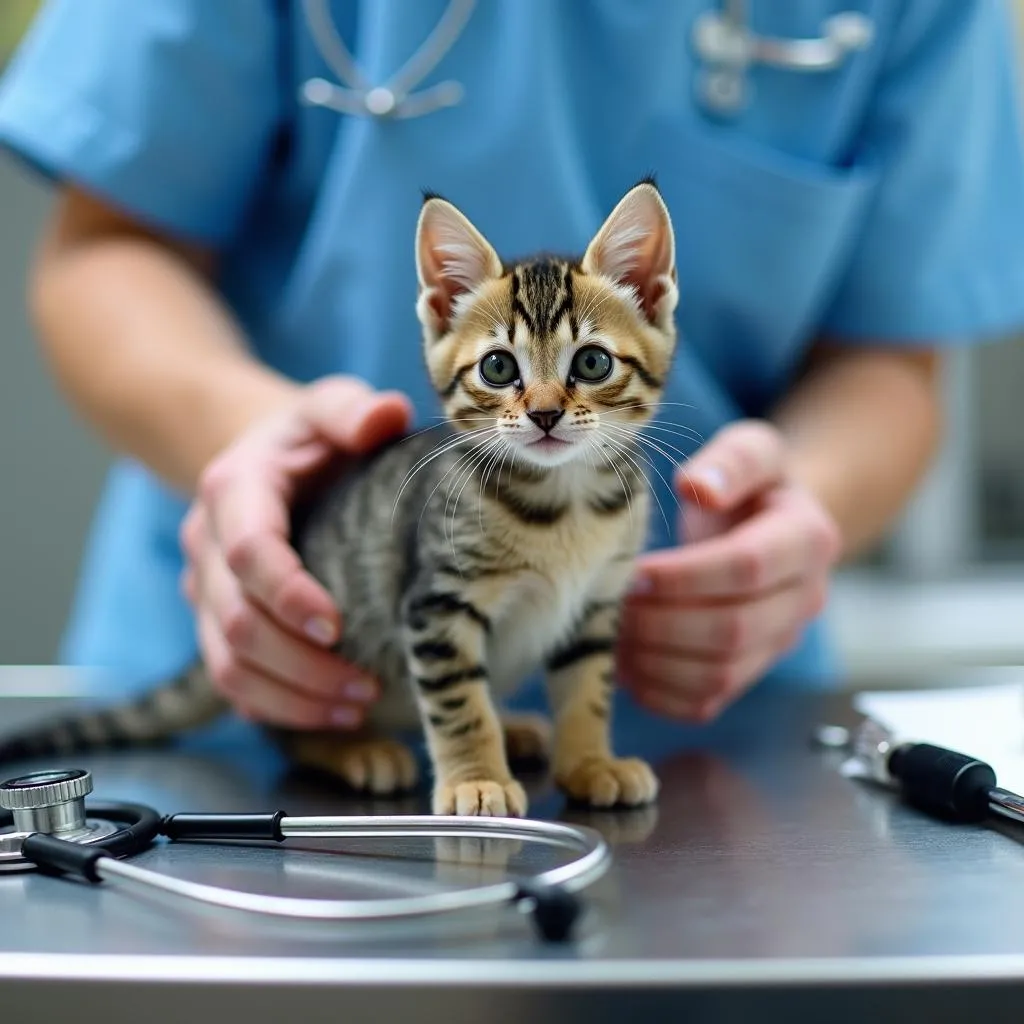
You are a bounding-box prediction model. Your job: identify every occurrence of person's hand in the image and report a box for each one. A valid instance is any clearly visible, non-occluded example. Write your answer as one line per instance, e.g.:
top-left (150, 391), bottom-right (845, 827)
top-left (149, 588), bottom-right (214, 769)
top-left (616, 420), bottom-right (842, 723)
top-left (179, 376), bottom-right (413, 729)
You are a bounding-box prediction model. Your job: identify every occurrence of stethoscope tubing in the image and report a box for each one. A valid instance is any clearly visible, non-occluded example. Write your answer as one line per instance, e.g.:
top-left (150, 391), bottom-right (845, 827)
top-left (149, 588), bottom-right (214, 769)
top-left (298, 0), bottom-right (874, 121)
top-left (16, 803), bottom-right (612, 937)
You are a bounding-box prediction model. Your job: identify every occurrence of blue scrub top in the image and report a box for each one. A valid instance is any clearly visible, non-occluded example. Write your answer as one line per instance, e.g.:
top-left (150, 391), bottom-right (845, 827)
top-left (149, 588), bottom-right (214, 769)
top-left (2, 0), bottom-right (1024, 700)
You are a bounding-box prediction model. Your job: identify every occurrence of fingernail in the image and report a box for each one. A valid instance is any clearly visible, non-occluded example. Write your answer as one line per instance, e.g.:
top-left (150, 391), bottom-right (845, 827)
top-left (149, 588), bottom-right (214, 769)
top-left (305, 617), bottom-right (336, 644)
top-left (343, 678), bottom-right (377, 702)
top-left (331, 706), bottom-right (361, 727)
top-left (694, 466), bottom-right (727, 495)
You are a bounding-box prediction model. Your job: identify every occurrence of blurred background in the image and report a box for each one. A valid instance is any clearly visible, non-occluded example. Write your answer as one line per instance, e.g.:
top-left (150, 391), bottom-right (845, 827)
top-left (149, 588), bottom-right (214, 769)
top-left (1, 1), bottom-right (1023, 688)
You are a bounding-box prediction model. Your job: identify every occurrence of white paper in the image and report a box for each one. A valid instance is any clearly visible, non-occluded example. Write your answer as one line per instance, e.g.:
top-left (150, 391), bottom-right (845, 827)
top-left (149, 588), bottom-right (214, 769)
top-left (854, 680), bottom-right (1024, 792)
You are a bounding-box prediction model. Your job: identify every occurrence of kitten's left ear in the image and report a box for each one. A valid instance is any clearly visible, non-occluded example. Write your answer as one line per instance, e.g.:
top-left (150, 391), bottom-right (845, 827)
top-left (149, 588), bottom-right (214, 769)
top-left (416, 195), bottom-right (503, 338)
top-left (582, 179), bottom-right (678, 328)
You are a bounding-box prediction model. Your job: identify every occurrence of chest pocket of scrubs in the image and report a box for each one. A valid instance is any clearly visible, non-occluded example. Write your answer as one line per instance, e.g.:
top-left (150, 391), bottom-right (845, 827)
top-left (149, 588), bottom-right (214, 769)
top-left (639, 117), bottom-right (880, 418)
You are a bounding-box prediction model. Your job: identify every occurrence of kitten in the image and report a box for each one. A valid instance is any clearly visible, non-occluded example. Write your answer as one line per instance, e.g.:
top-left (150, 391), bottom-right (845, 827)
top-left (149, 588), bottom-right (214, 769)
top-left (0, 179), bottom-right (679, 817)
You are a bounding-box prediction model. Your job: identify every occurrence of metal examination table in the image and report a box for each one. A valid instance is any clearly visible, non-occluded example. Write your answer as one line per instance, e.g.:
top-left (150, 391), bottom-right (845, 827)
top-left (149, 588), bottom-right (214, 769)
top-left (3, 667), bottom-right (1024, 1023)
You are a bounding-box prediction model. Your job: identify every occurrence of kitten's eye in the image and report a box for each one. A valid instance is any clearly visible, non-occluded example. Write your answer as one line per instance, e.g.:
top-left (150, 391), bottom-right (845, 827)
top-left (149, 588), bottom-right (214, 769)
top-left (571, 346), bottom-right (612, 382)
top-left (480, 351), bottom-right (519, 387)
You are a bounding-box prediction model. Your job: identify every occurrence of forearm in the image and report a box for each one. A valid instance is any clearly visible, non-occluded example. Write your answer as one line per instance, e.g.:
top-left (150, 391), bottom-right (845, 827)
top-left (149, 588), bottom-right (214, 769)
top-left (29, 206), bottom-right (300, 494)
top-left (769, 340), bottom-right (944, 561)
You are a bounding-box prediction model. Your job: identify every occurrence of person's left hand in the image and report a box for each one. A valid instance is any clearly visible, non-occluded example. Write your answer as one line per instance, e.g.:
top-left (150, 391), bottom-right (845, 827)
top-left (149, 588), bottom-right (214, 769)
top-left (616, 420), bottom-right (842, 723)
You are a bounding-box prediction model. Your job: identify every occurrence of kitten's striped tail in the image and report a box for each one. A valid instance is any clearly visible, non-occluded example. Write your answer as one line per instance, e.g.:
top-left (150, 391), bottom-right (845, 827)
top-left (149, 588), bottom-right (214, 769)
top-left (0, 664), bottom-right (229, 765)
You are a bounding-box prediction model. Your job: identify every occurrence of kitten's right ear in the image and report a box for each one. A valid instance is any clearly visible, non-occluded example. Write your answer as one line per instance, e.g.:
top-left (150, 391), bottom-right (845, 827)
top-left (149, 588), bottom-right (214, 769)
top-left (416, 196), bottom-right (503, 337)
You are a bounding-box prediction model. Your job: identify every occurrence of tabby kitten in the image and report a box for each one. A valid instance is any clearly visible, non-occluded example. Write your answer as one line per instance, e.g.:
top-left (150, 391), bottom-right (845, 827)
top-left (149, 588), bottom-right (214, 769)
top-left (0, 179), bottom-right (680, 817)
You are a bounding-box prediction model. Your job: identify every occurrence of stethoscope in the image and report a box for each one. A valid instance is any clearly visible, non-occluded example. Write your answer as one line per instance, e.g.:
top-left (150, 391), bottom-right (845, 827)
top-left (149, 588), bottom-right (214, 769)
top-left (0, 769), bottom-right (611, 943)
top-left (298, 0), bottom-right (874, 121)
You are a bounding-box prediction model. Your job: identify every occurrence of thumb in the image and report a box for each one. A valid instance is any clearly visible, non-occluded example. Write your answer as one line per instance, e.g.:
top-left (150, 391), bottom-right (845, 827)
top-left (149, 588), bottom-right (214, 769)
top-left (676, 420), bottom-right (787, 512)
top-left (306, 377), bottom-right (415, 454)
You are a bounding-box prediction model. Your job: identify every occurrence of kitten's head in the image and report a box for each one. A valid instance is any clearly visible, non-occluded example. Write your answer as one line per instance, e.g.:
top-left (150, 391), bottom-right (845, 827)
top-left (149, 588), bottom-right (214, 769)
top-left (414, 179), bottom-right (678, 468)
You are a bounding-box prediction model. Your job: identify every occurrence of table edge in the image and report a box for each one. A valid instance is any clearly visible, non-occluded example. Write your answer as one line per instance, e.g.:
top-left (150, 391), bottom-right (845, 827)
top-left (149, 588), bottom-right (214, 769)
top-left (3, 952), bottom-right (1024, 987)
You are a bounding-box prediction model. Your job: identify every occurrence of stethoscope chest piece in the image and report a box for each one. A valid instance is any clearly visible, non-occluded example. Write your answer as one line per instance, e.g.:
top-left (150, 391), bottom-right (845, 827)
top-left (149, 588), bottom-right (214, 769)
top-left (0, 769), bottom-right (121, 874)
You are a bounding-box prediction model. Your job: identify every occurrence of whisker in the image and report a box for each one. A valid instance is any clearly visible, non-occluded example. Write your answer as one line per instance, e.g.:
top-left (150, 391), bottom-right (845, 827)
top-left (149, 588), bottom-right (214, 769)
top-left (602, 433), bottom-right (675, 538)
top-left (414, 436), bottom-right (496, 542)
top-left (607, 400), bottom-right (700, 412)
top-left (604, 422), bottom-right (688, 465)
top-left (478, 438), bottom-right (508, 536)
top-left (624, 430), bottom-right (705, 512)
top-left (427, 414), bottom-right (495, 423)
top-left (606, 422), bottom-right (694, 465)
top-left (602, 424), bottom-right (690, 521)
top-left (574, 289), bottom-right (602, 334)
top-left (391, 425), bottom-right (496, 522)
top-left (593, 436), bottom-right (636, 532)
top-left (391, 421), bottom-right (448, 442)
top-left (637, 422), bottom-right (706, 447)
top-left (474, 286), bottom-right (508, 332)
top-left (446, 437), bottom-right (502, 572)
top-left (603, 409), bottom-right (704, 439)
top-left (576, 283), bottom-right (617, 331)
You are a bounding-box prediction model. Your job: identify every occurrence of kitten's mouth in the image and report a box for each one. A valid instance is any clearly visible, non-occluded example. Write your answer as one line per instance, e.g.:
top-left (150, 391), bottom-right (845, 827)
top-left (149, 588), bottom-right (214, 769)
top-left (527, 436), bottom-right (572, 451)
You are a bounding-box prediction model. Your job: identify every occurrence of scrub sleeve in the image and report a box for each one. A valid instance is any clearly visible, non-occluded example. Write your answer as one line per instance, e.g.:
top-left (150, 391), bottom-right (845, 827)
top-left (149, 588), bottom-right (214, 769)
top-left (0, 0), bottom-right (288, 689)
top-left (0, 0), bottom-right (282, 245)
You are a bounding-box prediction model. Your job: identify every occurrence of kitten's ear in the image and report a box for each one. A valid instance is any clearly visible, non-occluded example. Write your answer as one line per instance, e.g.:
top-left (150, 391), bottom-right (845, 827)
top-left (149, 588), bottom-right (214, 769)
top-left (582, 180), bottom-right (678, 327)
top-left (416, 195), bottom-right (503, 336)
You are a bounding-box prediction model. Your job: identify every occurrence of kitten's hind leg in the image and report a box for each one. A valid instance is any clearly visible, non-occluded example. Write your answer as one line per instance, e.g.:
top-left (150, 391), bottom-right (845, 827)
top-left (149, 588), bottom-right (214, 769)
top-left (276, 730), bottom-right (419, 796)
top-left (501, 712), bottom-right (552, 766)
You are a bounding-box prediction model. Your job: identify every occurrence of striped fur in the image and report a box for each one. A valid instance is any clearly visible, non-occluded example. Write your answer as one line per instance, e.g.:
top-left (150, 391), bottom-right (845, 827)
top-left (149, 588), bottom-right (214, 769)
top-left (0, 180), bottom-right (680, 816)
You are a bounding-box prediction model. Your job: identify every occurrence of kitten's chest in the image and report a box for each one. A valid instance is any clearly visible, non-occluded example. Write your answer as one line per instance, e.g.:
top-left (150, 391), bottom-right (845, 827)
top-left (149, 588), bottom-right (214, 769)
top-left (485, 507), bottom-right (639, 693)
top-left (486, 568), bottom-right (603, 694)
top-left (475, 466), bottom-right (647, 692)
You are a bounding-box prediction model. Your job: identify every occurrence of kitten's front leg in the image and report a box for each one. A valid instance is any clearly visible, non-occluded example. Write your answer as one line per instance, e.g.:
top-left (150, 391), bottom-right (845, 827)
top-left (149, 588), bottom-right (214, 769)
top-left (403, 588), bottom-right (526, 817)
top-left (546, 579), bottom-right (659, 808)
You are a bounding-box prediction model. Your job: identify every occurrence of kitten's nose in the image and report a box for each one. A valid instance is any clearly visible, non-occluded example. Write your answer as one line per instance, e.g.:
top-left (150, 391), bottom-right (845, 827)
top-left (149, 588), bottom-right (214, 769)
top-left (527, 408), bottom-right (564, 433)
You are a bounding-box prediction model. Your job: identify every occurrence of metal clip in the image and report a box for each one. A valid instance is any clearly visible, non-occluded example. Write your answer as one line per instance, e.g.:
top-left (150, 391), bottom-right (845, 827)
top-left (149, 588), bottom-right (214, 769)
top-left (692, 1), bottom-right (874, 116)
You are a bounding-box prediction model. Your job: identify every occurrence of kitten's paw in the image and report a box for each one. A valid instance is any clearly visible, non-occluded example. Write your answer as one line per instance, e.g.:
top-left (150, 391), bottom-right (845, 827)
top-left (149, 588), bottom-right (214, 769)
top-left (433, 779), bottom-right (528, 817)
top-left (332, 739), bottom-right (419, 795)
top-left (557, 756), bottom-right (659, 808)
top-left (502, 712), bottom-right (552, 764)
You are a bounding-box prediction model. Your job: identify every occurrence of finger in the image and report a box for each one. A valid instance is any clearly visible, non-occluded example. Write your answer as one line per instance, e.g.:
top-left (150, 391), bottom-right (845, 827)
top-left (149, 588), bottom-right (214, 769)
top-left (179, 505), bottom-right (208, 606)
top-left (675, 420), bottom-right (787, 511)
top-left (305, 378), bottom-right (414, 454)
top-left (197, 608), bottom-right (367, 730)
top-left (629, 686), bottom-right (712, 724)
top-left (620, 578), bottom-right (826, 657)
top-left (200, 464), bottom-right (342, 644)
top-left (695, 628), bottom-right (804, 721)
top-left (632, 500), bottom-right (832, 599)
top-left (618, 633), bottom-right (791, 714)
top-left (619, 648), bottom-right (749, 704)
top-left (200, 537), bottom-right (377, 705)
top-left (180, 567), bottom-right (197, 604)
top-left (178, 504), bottom-right (205, 564)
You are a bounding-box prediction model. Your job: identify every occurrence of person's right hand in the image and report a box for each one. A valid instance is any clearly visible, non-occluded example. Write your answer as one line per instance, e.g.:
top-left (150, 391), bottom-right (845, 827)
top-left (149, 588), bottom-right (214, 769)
top-left (179, 376), bottom-right (413, 730)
